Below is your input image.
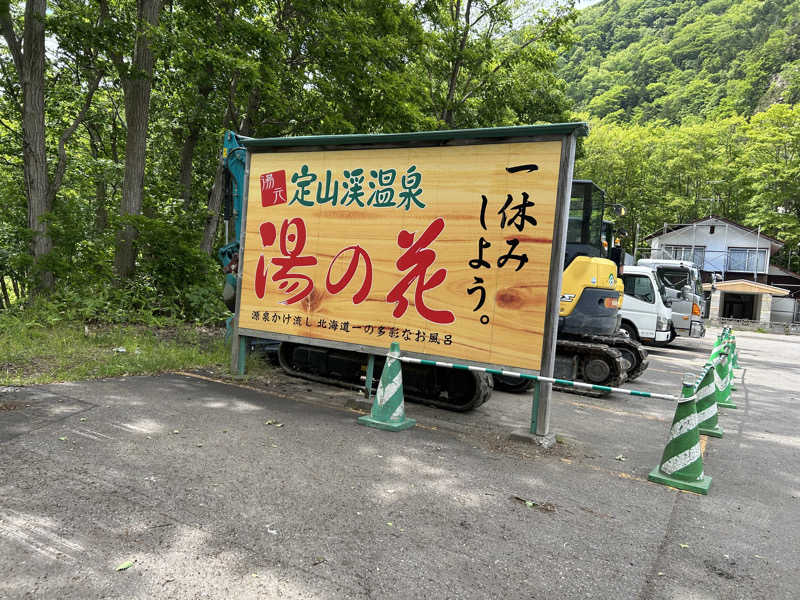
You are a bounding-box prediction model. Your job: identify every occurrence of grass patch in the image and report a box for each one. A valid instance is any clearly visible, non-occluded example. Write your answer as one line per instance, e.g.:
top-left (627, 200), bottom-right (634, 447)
top-left (0, 317), bottom-right (231, 386)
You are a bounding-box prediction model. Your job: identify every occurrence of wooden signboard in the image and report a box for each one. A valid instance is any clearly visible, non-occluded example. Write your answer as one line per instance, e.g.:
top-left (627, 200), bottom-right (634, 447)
top-left (235, 125), bottom-right (585, 375)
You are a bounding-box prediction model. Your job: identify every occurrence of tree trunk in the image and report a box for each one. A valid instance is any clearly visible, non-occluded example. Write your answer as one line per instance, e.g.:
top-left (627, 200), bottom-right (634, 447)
top-left (178, 81), bottom-right (212, 210)
top-left (114, 0), bottom-right (163, 279)
top-left (238, 87), bottom-right (261, 136)
top-left (1, 0), bottom-right (53, 292)
top-left (200, 151), bottom-right (226, 255)
top-left (440, 0), bottom-right (472, 128)
top-left (0, 276), bottom-right (11, 308)
top-left (179, 125), bottom-right (201, 208)
top-left (87, 128), bottom-right (109, 232)
top-left (22, 0), bottom-right (51, 291)
top-left (199, 99), bottom-right (237, 256)
top-left (3, 1), bottom-right (102, 293)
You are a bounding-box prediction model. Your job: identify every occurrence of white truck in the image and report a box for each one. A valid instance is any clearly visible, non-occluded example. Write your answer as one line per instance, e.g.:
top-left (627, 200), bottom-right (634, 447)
top-left (636, 258), bottom-right (706, 340)
top-left (618, 265), bottom-right (673, 345)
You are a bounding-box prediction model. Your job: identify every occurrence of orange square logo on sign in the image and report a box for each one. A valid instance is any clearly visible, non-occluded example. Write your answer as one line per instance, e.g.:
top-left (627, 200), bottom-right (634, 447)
top-left (260, 170), bottom-right (287, 207)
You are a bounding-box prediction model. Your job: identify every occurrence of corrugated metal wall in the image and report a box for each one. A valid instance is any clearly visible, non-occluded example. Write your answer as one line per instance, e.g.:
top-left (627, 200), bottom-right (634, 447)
top-left (771, 297), bottom-right (800, 323)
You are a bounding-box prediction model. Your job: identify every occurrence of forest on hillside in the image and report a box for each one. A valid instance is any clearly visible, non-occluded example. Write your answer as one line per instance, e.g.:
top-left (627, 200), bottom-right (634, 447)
top-left (561, 0), bottom-right (800, 262)
top-left (574, 107), bottom-right (800, 253)
top-left (562, 0), bottom-right (800, 122)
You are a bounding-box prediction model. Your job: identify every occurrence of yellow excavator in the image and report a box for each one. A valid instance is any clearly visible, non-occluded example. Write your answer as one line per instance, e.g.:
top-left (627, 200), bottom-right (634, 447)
top-left (494, 180), bottom-right (648, 393)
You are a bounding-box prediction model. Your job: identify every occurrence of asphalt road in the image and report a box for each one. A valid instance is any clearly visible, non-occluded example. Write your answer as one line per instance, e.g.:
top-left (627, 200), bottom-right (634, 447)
top-left (1, 327), bottom-right (798, 599)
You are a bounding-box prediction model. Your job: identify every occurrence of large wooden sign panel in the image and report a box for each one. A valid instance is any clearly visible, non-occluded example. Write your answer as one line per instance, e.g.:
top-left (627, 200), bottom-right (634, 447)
top-left (236, 140), bottom-right (564, 372)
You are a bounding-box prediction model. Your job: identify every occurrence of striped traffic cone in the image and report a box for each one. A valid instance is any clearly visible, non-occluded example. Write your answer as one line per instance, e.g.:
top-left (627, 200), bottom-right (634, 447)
top-left (358, 342), bottom-right (416, 431)
top-left (648, 375), bottom-right (712, 494)
top-left (731, 336), bottom-right (740, 369)
top-left (728, 351), bottom-right (738, 391)
top-left (709, 335), bottom-right (725, 362)
top-left (695, 366), bottom-right (723, 438)
top-left (713, 353), bottom-right (737, 409)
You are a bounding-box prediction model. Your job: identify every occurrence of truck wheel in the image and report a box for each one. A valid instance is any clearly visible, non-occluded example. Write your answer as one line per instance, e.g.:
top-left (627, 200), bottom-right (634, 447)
top-left (619, 321), bottom-right (638, 342)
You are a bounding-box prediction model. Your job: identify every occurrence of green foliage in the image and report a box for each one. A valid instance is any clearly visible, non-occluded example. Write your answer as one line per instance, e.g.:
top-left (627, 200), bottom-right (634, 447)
top-left (1, 212), bottom-right (228, 325)
top-left (741, 104), bottom-right (800, 248)
top-left (562, 0), bottom-right (800, 123)
top-left (417, 0), bottom-right (576, 128)
top-left (0, 0), bottom-right (574, 329)
top-left (576, 104), bottom-right (800, 262)
top-left (566, 0), bottom-right (800, 258)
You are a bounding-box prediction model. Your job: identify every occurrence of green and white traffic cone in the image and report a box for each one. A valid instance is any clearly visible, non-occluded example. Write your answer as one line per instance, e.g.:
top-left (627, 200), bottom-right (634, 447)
top-left (727, 350), bottom-right (738, 391)
top-left (358, 342), bottom-right (416, 431)
top-left (713, 353), bottom-right (737, 409)
top-left (695, 366), bottom-right (723, 438)
top-left (709, 335), bottom-right (724, 363)
top-left (731, 336), bottom-right (740, 369)
top-left (648, 375), bottom-right (712, 494)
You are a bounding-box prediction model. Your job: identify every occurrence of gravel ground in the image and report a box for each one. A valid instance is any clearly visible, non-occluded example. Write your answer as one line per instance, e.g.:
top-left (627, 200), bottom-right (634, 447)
top-left (1, 326), bottom-right (797, 599)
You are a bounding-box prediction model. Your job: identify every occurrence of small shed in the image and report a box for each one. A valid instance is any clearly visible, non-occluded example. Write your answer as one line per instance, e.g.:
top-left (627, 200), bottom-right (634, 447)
top-left (702, 279), bottom-right (789, 324)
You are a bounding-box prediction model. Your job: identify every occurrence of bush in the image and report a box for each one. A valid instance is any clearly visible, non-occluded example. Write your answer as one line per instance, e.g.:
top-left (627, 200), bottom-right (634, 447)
top-left (4, 215), bottom-right (229, 326)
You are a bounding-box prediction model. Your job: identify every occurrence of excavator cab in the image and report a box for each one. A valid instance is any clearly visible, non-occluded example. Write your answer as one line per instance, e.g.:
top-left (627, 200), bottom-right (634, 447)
top-left (559, 181), bottom-right (622, 338)
top-left (566, 180), bottom-right (605, 265)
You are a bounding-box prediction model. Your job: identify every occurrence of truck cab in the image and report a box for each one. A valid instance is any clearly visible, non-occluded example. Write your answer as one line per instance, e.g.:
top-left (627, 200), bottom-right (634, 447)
top-left (619, 266), bottom-right (672, 345)
top-left (636, 259), bottom-right (706, 340)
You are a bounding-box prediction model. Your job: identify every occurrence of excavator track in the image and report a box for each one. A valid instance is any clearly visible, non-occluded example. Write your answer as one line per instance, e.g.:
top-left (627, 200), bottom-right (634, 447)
top-left (495, 338), bottom-right (631, 397)
top-left (582, 334), bottom-right (649, 382)
top-left (553, 338), bottom-right (628, 397)
top-left (277, 342), bottom-right (493, 412)
top-left (492, 374), bottom-right (537, 393)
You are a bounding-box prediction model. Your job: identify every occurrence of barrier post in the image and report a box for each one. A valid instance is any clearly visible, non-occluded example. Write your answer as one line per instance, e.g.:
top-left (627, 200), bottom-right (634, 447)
top-left (364, 354), bottom-right (375, 402)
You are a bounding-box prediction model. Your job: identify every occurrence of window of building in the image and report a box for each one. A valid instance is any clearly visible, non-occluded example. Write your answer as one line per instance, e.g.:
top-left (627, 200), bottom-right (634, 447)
top-left (664, 245), bottom-right (705, 266)
top-left (727, 248), bottom-right (767, 273)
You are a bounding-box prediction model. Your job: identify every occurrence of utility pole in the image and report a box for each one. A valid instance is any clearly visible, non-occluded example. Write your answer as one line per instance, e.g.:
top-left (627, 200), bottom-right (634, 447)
top-left (754, 225), bottom-right (761, 281)
top-left (789, 243), bottom-right (800, 273)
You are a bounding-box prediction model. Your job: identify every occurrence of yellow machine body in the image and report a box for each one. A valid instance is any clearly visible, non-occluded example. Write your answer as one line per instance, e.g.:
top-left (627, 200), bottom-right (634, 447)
top-left (559, 256), bottom-right (621, 318)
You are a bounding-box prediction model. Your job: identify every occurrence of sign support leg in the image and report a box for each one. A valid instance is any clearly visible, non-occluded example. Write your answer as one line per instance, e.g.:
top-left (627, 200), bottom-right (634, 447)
top-left (530, 381), bottom-right (540, 434)
top-left (510, 379), bottom-right (554, 448)
top-left (238, 335), bottom-right (248, 376)
top-left (230, 328), bottom-right (239, 374)
top-left (536, 381), bottom-right (552, 437)
top-left (365, 354), bottom-right (375, 401)
top-left (231, 326), bottom-right (248, 377)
